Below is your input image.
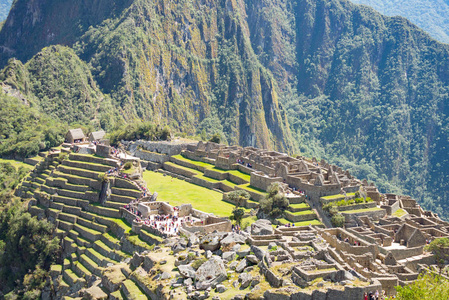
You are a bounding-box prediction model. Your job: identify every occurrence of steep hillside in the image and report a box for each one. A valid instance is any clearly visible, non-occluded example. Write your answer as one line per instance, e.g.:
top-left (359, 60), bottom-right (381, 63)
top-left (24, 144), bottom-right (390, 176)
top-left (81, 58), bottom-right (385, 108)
top-left (350, 0), bottom-right (449, 44)
top-left (1, 0), bottom-right (449, 219)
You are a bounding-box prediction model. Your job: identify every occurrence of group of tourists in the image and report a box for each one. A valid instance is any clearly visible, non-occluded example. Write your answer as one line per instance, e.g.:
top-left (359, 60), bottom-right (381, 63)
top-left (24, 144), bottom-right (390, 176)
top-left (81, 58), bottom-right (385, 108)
top-left (236, 159), bottom-right (252, 168)
top-left (364, 290), bottom-right (385, 300)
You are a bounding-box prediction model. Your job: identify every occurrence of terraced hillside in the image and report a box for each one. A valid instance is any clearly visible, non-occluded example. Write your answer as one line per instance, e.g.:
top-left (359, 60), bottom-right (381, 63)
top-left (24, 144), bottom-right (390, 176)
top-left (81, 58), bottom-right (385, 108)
top-left (161, 152), bottom-right (322, 227)
top-left (21, 148), bottom-right (163, 299)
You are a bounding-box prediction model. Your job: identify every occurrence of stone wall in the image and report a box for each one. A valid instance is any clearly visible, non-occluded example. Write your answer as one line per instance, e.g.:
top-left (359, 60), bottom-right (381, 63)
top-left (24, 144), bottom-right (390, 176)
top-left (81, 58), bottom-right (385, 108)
top-left (250, 171), bottom-right (282, 192)
top-left (96, 145), bottom-right (111, 158)
top-left (163, 162), bottom-right (197, 178)
top-left (337, 201), bottom-right (377, 212)
top-left (135, 149), bottom-right (169, 164)
top-left (129, 140), bottom-right (197, 156)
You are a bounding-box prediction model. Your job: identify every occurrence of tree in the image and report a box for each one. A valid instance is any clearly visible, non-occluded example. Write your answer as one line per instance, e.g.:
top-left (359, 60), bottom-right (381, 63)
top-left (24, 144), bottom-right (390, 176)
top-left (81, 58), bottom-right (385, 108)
top-left (209, 133), bottom-right (221, 144)
top-left (393, 272), bottom-right (449, 300)
top-left (426, 237), bottom-right (449, 275)
top-left (331, 213), bottom-right (345, 228)
top-left (260, 183), bottom-right (289, 218)
top-left (231, 207), bottom-right (245, 226)
top-left (226, 190), bottom-right (250, 207)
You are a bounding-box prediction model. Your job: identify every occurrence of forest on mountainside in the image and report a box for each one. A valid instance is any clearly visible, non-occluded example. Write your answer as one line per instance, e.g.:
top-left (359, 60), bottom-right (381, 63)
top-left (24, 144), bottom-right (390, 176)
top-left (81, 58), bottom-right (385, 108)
top-left (1, 0), bottom-right (449, 219)
top-left (350, 0), bottom-right (449, 44)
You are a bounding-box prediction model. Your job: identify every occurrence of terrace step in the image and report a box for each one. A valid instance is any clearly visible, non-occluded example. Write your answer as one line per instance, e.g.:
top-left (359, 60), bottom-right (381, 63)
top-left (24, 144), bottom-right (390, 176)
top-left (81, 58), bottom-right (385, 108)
top-left (63, 268), bottom-right (82, 286)
top-left (59, 212), bottom-right (78, 223)
top-left (93, 240), bottom-right (129, 262)
top-left (77, 216), bottom-right (108, 233)
top-left (121, 279), bottom-right (149, 300)
top-left (73, 223), bottom-right (103, 242)
top-left (100, 233), bottom-right (122, 251)
top-left (110, 194), bottom-right (136, 204)
top-left (85, 247), bottom-right (118, 267)
top-left (85, 204), bottom-right (121, 219)
top-left (111, 187), bottom-right (142, 198)
top-left (79, 254), bottom-right (103, 276)
top-left (104, 201), bottom-right (126, 210)
top-left (58, 220), bottom-right (74, 232)
top-left (72, 259), bottom-right (92, 278)
top-left (58, 165), bottom-right (102, 180)
top-left (63, 159), bottom-right (111, 173)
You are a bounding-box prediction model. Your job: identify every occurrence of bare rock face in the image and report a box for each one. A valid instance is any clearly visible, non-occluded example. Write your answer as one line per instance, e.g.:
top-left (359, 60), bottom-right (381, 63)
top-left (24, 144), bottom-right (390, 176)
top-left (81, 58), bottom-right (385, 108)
top-left (251, 219), bottom-right (274, 235)
top-left (199, 233), bottom-right (226, 251)
top-left (220, 232), bottom-right (247, 246)
top-left (195, 256), bottom-right (227, 290)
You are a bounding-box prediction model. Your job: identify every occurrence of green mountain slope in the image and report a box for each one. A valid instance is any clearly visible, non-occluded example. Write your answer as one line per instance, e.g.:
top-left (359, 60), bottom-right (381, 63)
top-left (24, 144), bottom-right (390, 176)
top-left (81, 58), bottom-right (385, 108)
top-left (1, 0), bottom-right (449, 219)
top-left (350, 0), bottom-right (449, 44)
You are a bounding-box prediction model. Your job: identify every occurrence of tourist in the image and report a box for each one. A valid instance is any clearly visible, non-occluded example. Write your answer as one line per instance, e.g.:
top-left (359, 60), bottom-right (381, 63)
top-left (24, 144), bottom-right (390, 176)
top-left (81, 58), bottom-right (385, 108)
top-left (363, 292), bottom-right (368, 300)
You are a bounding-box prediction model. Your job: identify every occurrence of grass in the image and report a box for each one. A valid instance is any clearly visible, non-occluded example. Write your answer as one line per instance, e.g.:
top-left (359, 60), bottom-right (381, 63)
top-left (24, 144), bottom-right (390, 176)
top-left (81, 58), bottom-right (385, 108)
top-left (172, 154), bottom-right (215, 168)
top-left (277, 218), bottom-right (323, 226)
top-left (226, 169), bottom-right (251, 182)
top-left (127, 233), bottom-right (157, 250)
top-left (122, 279), bottom-right (149, 300)
top-left (393, 208), bottom-right (408, 218)
top-left (238, 183), bottom-right (267, 195)
top-left (288, 210), bottom-right (316, 216)
top-left (195, 174), bottom-right (221, 183)
top-left (142, 171), bottom-right (235, 217)
top-left (0, 158), bottom-right (33, 170)
top-left (321, 194), bottom-right (346, 200)
top-left (289, 203), bottom-right (310, 209)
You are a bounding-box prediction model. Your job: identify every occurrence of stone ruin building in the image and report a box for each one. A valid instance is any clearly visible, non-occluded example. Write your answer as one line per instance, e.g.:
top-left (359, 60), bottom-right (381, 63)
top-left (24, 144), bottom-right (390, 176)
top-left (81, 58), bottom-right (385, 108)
top-left (18, 138), bottom-right (449, 299)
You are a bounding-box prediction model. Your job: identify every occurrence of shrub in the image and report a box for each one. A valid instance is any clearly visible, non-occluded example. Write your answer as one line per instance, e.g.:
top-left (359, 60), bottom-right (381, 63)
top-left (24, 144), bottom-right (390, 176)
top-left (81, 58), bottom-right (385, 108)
top-left (355, 197), bottom-right (364, 204)
top-left (260, 183), bottom-right (289, 218)
top-left (123, 161), bottom-right (132, 170)
top-left (331, 214), bottom-right (345, 227)
top-left (226, 190), bottom-right (250, 207)
top-left (329, 206), bottom-right (339, 216)
top-left (191, 258), bottom-right (207, 270)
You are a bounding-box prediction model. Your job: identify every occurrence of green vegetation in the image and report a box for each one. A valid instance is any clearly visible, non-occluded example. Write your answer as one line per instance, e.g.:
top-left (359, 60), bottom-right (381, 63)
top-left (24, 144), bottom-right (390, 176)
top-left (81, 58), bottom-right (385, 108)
top-left (142, 171), bottom-right (234, 217)
top-left (425, 238), bottom-right (449, 275)
top-left (0, 92), bottom-right (67, 157)
top-left (352, 0), bottom-right (449, 44)
top-left (108, 122), bottom-right (171, 146)
top-left (1, 0), bottom-right (449, 222)
top-left (260, 183), bottom-right (289, 218)
top-left (0, 162), bottom-right (30, 205)
top-left (172, 155), bottom-right (214, 169)
top-left (393, 208), bottom-right (408, 218)
top-left (331, 214), bottom-right (345, 228)
top-left (277, 218), bottom-right (323, 226)
top-left (0, 201), bottom-right (60, 297)
top-left (224, 190), bottom-right (251, 207)
top-left (392, 272), bottom-right (449, 300)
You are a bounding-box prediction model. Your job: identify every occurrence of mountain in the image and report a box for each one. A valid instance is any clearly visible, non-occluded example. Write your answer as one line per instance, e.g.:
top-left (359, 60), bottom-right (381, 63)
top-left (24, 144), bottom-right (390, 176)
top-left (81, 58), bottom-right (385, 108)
top-left (350, 0), bottom-right (449, 44)
top-left (0, 0), bottom-right (12, 22)
top-left (1, 0), bottom-right (449, 220)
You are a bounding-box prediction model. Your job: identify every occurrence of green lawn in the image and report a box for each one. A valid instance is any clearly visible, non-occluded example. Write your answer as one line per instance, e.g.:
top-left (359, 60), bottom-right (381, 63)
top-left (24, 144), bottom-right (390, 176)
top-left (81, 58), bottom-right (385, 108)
top-left (277, 218), bottom-right (323, 226)
top-left (239, 183), bottom-right (267, 195)
top-left (0, 158), bottom-right (33, 170)
top-left (321, 194), bottom-right (345, 200)
top-left (289, 203), bottom-right (310, 209)
top-left (172, 154), bottom-right (215, 168)
top-left (393, 208), bottom-right (408, 218)
top-left (142, 171), bottom-right (235, 217)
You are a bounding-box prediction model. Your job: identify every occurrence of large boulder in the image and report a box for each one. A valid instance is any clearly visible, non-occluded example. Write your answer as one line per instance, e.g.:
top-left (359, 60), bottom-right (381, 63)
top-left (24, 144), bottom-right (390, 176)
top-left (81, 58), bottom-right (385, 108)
top-left (178, 265), bottom-right (196, 278)
top-left (220, 232), bottom-right (247, 246)
top-left (199, 233), bottom-right (226, 251)
top-left (195, 256), bottom-right (227, 290)
top-left (251, 219), bottom-right (274, 235)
